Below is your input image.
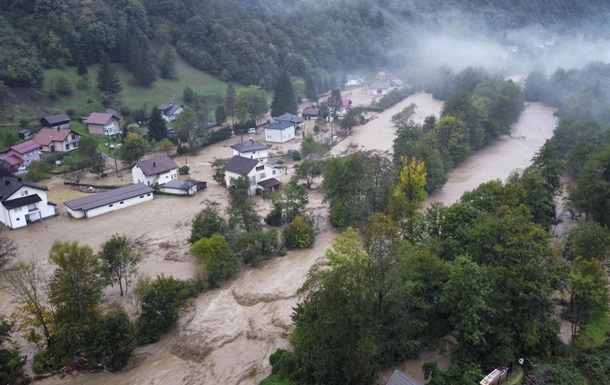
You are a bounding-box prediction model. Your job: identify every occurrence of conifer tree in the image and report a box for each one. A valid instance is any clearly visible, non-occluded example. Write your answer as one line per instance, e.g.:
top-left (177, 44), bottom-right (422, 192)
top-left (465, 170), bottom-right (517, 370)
top-left (96, 54), bottom-right (122, 95)
top-left (225, 83), bottom-right (236, 124)
top-left (270, 70), bottom-right (297, 117)
top-left (148, 107), bottom-right (168, 142)
top-left (304, 73), bottom-right (318, 101)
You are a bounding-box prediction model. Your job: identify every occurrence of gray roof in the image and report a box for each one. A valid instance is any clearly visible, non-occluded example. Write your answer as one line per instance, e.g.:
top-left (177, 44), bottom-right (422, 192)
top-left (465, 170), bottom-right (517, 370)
top-left (134, 155), bottom-right (178, 176)
top-left (0, 176), bottom-right (45, 202)
top-left (385, 370), bottom-right (423, 385)
top-left (257, 178), bottom-right (281, 188)
top-left (274, 113), bottom-right (304, 123)
top-left (231, 139), bottom-right (268, 153)
top-left (266, 121), bottom-right (294, 130)
top-left (302, 107), bottom-right (320, 116)
top-left (162, 179), bottom-right (198, 190)
top-left (223, 155), bottom-right (260, 176)
top-left (64, 184), bottom-right (154, 212)
top-left (40, 113), bottom-right (70, 126)
top-left (2, 194), bottom-right (41, 210)
top-left (158, 104), bottom-right (182, 116)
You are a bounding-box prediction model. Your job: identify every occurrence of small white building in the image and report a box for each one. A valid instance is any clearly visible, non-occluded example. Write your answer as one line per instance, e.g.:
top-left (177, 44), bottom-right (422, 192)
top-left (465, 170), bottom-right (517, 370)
top-left (64, 183), bottom-right (154, 219)
top-left (230, 139), bottom-right (269, 162)
top-left (131, 155), bottom-right (179, 186)
top-left (0, 176), bottom-right (56, 229)
top-left (158, 104), bottom-right (184, 122)
top-left (369, 81), bottom-right (392, 96)
top-left (345, 74), bottom-right (363, 87)
top-left (223, 155), bottom-right (281, 195)
top-left (160, 179), bottom-right (206, 196)
top-left (265, 121), bottom-right (296, 143)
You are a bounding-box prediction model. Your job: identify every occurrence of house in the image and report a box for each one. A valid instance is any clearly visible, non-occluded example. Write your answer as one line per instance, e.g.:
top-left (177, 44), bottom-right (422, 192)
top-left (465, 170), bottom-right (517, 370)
top-left (376, 71), bottom-right (386, 80)
top-left (265, 120), bottom-right (296, 143)
top-left (85, 112), bottom-right (121, 137)
top-left (385, 370), bottom-right (423, 385)
top-left (230, 139), bottom-right (269, 162)
top-left (223, 155), bottom-right (281, 195)
top-left (338, 98), bottom-right (353, 116)
top-left (345, 74), bottom-right (363, 87)
top-left (370, 81), bottom-right (392, 96)
top-left (389, 78), bottom-right (404, 88)
top-left (40, 113), bottom-right (70, 129)
top-left (131, 155), bottom-right (179, 186)
top-left (301, 107), bottom-right (320, 119)
top-left (0, 140), bottom-right (42, 170)
top-left (274, 113), bottom-right (304, 129)
top-left (160, 179), bottom-right (207, 196)
top-left (33, 128), bottom-right (80, 152)
top-left (0, 176), bottom-right (56, 229)
top-left (158, 104), bottom-right (184, 122)
top-left (64, 183), bottom-right (154, 219)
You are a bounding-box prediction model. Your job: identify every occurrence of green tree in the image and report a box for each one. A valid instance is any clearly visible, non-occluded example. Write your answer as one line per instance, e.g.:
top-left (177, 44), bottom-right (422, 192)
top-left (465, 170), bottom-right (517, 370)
top-left (388, 156), bottom-right (427, 220)
top-left (564, 223), bottom-right (610, 262)
top-left (189, 200), bottom-right (228, 243)
top-left (292, 159), bottom-right (324, 189)
top-left (119, 133), bottom-right (149, 165)
top-left (227, 176), bottom-right (261, 235)
top-left (172, 106), bottom-right (196, 144)
top-left (271, 70), bottom-right (297, 117)
top-left (96, 53), bottom-right (122, 96)
top-left (93, 307), bottom-right (136, 370)
top-left (158, 47), bottom-right (176, 80)
top-left (292, 78), bottom-right (305, 102)
top-left (304, 73), bottom-right (317, 102)
top-left (98, 235), bottom-right (140, 296)
top-left (191, 234), bottom-right (239, 288)
top-left (300, 133), bottom-right (329, 159)
top-left (265, 181), bottom-right (309, 226)
top-left (225, 83), bottom-right (236, 124)
top-left (158, 138), bottom-right (174, 155)
top-left (235, 85), bottom-right (268, 125)
top-left (284, 215), bottom-right (315, 249)
top-left (232, 230), bottom-right (279, 266)
top-left (78, 135), bottom-right (105, 176)
top-left (148, 107), bottom-right (168, 142)
top-left (0, 316), bottom-right (26, 385)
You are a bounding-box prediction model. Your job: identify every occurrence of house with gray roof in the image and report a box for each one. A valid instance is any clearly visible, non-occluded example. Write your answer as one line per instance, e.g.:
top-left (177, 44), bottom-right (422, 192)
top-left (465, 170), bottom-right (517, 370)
top-left (131, 155), bottom-right (179, 186)
top-left (160, 179), bottom-right (207, 196)
top-left (385, 370), bottom-right (423, 385)
top-left (274, 113), bottom-right (304, 128)
top-left (230, 139), bottom-right (269, 162)
top-left (265, 120), bottom-right (296, 143)
top-left (64, 183), bottom-right (154, 219)
top-left (223, 155), bottom-right (281, 195)
top-left (158, 103), bottom-right (184, 122)
top-left (40, 113), bottom-right (70, 129)
top-left (0, 176), bottom-right (56, 228)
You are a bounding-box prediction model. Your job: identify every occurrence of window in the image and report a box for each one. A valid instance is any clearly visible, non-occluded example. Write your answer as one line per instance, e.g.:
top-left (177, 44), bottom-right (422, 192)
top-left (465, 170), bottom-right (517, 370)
top-left (109, 204), bottom-right (113, 207)
top-left (260, 173), bottom-right (266, 179)
top-left (120, 201), bottom-right (124, 204)
top-left (20, 190), bottom-right (28, 197)
top-left (140, 196), bottom-right (144, 199)
top-left (147, 193), bottom-right (151, 196)
top-left (66, 144), bottom-right (70, 150)
top-left (256, 165), bottom-right (264, 171)
top-left (13, 207), bottom-right (21, 212)
top-left (273, 170), bottom-right (276, 175)
top-left (250, 176), bottom-right (256, 186)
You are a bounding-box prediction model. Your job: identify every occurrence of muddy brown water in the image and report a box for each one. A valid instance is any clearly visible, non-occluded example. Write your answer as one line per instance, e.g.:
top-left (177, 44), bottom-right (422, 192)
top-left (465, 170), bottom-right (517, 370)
top-left (1, 90), bottom-right (558, 385)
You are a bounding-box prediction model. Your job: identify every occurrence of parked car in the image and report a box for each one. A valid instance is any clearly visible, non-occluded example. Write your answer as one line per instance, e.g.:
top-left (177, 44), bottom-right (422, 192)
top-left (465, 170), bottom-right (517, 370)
top-left (248, 127), bottom-right (257, 134)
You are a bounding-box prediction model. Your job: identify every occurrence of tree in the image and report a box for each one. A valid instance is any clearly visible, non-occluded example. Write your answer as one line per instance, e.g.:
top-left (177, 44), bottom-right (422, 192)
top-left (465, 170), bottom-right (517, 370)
top-left (265, 181), bottom-right (309, 226)
top-left (327, 89), bottom-right (342, 114)
top-left (214, 105), bottom-right (226, 124)
top-left (304, 73), bottom-right (317, 102)
top-left (339, 110), bottom-right (359, 136)
top-left (96, 54), bottom-right (122, 96)
top-left (0, 225), bottom-right (17, 270)
top-left (119, 133), bottom-right (149, 165)
top-left (292, 78), bottom-right (305, 102)
top-left (158, 138), bottom-right (174, 155)
top-left (292, 159), bottom-right (324, 189)
top-left (270, 70), bottom-right (297, 117)
top-left (98, 235), bottom-right (140, 296)
top-left (172, 106), bottom-right (196, 144)
top-left (227, 176), bottom-right (261, 235)
top-left (78, 135), bottom-right (105, 176)
top-left (284, 215), bottom-right (315, 249)
top-left (225, 83), bottom-right (236, 124)
top-left (191, 234), bottom-right (239, 288)
top-left (235, 85), bottom-right (268, 125)
top-left (189, 200), bottom-right (228, 243)
top-left (389, 156), bottom-right (428, 220)
top-left (232, 230), bottom-right (279, 266)
top-left (158, 48), bottom-right (176, 80)
top-left (564, 223), bottom-right (610, 262)
top-left (183, 86), bottom-right (196, 104)
top-left (4, 261), bottom-right (54, 348)
top-left (0, 316), bottom-right (26, 385)
top-left (300, 133), bottom-right (329, 159)
top-left (148, 107), bottom-right (168, 142)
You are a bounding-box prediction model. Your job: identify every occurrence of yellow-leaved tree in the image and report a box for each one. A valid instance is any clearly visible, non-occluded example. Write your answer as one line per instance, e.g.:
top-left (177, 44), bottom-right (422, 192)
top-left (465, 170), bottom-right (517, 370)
top-left (388, 156), bottom-right (427, 220)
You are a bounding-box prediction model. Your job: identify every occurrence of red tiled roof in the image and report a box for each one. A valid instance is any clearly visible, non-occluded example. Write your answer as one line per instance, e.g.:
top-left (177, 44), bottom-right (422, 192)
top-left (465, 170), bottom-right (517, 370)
top-left (86, 112), bottom-right (117, 125)
top-left (10, 140), bottom-right (40, 155)
top-left (33, 128), bottom-right (75, 146)
top-left (3, 154), bottom-right (24, 166)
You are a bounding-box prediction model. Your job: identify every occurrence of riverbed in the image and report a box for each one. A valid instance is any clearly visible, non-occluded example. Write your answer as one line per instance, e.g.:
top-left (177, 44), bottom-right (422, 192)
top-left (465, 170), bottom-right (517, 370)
top-left (7, 89), bottom-right (558, 385)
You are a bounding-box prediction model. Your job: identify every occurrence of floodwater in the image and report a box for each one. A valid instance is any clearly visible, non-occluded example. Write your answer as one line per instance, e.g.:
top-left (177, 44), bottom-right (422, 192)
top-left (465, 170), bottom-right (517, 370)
top-left (8, 88), bottom-right (558, 385)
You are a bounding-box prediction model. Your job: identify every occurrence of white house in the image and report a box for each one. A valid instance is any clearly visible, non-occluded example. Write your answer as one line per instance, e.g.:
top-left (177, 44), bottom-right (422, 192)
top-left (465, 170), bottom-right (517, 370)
top-left (223, 155), bottom-right (281, 195)
top-left (369, 81), bottom-right (392, 96)
top-left (85, 112), bottom-right (121, 137)
top-left (274, 113), bottom-right (304, 129)
top-left (131, 155), bottom-right (179, 186)
top-left (158, 104), bottom-right (184, 122)
top-left (64, 183), bottom-right (154, 219)
top-left (265, 121), bottom-right (296, 143)
top-left (0, 176), bottom-right (56, 229)
top-left (345, 74), bottom-right (363, 87)
top-left (230, 139), bottom-right (269, 162)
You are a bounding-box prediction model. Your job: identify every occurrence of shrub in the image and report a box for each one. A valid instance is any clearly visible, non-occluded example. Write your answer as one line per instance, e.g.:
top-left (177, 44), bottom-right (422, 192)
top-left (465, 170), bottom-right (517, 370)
top-left (232, 230), bottom-right (279, 266)
top-left (55, 76), bottom-right (72, 95)
top-left (283, 215), bottom-right (315, 249)
top-left (179, 165), bottom-right (190, 175)
top-left (288, 149), bottom-right (301, 161)
top-left (191, 234), bottom-right (239, 287)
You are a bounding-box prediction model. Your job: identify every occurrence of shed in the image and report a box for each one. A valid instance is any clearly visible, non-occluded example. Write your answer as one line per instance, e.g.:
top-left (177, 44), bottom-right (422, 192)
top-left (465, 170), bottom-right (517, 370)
top-left (160, 179), bottom-right (206, 196)
top-left (64, 184), bottom-right (154, 219)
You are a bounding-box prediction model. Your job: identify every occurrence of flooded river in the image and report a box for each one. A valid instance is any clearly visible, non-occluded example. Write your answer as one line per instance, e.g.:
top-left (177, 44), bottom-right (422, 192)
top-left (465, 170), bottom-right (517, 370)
top-left (33, 93), bottom-right (557, 385)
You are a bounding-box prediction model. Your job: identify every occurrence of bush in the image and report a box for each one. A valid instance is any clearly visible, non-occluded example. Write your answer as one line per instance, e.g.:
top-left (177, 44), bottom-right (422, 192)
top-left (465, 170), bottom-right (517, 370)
top-left (283, 215), bottom-right (315, 249)
top-left (288, 149), bottom-right (301, 161)
top-left (55, 76), bottom-right (73, 95)
top-left (191, 234), bottom-right (239, 287)
top-left (179, 165), bottom-right (190, 175)
top-left (231, 230), bottom-right (279, 266)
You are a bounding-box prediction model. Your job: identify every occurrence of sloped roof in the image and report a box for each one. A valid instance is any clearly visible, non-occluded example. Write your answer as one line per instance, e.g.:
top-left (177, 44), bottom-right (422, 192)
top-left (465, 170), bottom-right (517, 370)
top-left (162, 179), bottom-right (198, 190)
top-left (370, 81), bottom-right (391, 90)
top-left (64, 184), bottom-right (154, 212)
top-left (2, 154), bottom-right (24, 166)
top-left (266, 121), bottom-right (294, 130)
top-left (10, 140), bottom-right (41, 155)
top-left (223, 155), bottom-right (260, 176)
top-left (274, 113), bottom-right (304, 123)
top-left (390, 78), bottom-right (404, 87)
top-left (86, 112), bottom-right (119, 125)
top-left (231, 139), bottom-right (268, 153)
top-left (385, 370), bottom-right (423, 385)
top-left (302, 107), bottom-right (320, 116)
top-left (2, 194), bottom-right (41, 210)
top-left (158, 104), bottom-right (183, 116)
top-left (33, 128), bottom-right (77, 146)
top-left (0, 176), bottom-right (45, 202)
top-left (40, 113), bottom-right (70, 126)
top-left (257, 178), bottom-right (281, 189)
top-left (342, 99), bottom-right (352, 107)
top-left (133, 155), bottom-right (178, 176)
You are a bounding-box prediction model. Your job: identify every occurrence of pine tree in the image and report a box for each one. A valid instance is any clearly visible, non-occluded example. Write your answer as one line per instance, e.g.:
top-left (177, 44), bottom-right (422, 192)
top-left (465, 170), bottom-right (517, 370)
top-left (270, 70), bottom-right (297, 117)
top-left (158, 48), bottom-right (176, 80)
top-left (96, 54), bottom-right (122, 95)
top-left (225, 83), bottom-right (236, 124)
top-left (148, 107), bottom-right (168, 142)
top-left (304, 73), bottom-right (318, 102)
top-left (76, 55), bottom-right (88, 75)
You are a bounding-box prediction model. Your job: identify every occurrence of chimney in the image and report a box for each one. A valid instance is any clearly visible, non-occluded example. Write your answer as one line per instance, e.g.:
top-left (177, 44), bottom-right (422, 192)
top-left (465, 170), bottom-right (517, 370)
top-left (250, 138), bottom-right (254, 144)
top-left (57, 126), bottom-right (60, 131)
top-left (153, 161), bottom-right (156, 167)
top-left (4, 180), bottom-right (9, 186)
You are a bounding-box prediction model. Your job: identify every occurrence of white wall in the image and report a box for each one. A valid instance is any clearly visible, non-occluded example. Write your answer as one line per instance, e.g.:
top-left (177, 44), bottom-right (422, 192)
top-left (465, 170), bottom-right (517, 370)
top-left (232, 148), bottom-right (269, 162)
top-left (265, 126), bottom-right (295, 143)
top-left (132, 167), bottom-right (178, 186)
top-left (0, 186), bottom-right (55, 229)
top-left (79, 192), bottom-right (153, 218)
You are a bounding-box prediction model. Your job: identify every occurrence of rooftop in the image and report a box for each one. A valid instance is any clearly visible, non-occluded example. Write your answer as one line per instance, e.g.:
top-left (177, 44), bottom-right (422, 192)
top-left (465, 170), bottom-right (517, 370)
top-left (40, 113), bottom-right (70, 126)
top-left (274, 113), bottom-right (304, 123)
top-left (86, 112), bottom-right (119, 125)
top-left (0, 176), bottom-right (45, 202)
top-left (33, 128), bottom-right (77, 146)
top-left (223, 155), bottom-right (260, 176)
top-left (10, 140), bottom-right (41, 155)
top-left (230, 139), bottom-right (268, 153)
top-left (385, 370), bottom-right (423, 385)
top-left (266, 121), bottom-right (294, 130)
top-left (133, 155), bottom-right (178, 176)
top-left (64, 184), bottom-right (154, 212)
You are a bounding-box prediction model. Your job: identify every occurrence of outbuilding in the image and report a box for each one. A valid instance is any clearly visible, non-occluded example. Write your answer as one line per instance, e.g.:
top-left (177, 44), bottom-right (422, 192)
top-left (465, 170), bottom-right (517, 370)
top-left (160, 179), bottom-right (206, 196)
top-left (64, 183), bottom-right (154, 219)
